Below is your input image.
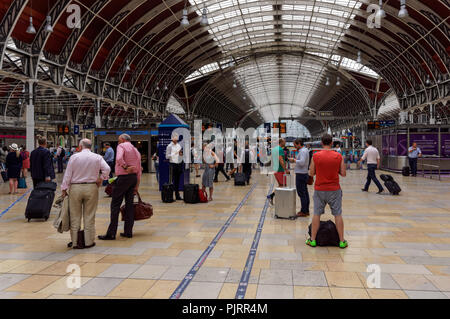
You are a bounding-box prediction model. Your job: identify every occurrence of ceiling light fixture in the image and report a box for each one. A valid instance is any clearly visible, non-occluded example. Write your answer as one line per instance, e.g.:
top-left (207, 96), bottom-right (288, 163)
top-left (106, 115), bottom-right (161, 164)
top-left (325, 77), bottom-right (330, 87)
top-left (200, 6), bottom-right (208, 26)
top-left (180, 8), bottom-right (189, 27)
top-left (398, 0), bottom-right (409, 18)
top-left (233, 81), bottom-right (237, 88)
top-left (336, 76), bottom-right (341, 86)
top-left (376, 0), bottom-right (386, 19)
top-left (164, 82), bottom-right (168, 91)
top-left (125, 60), bottom-right (131, 71)
top-left (426, 75), bottom-right (431, 85)
top-left (357, 50), bottom-right (362, 64)
top-left (26, 16), bottom-right (36, 34)
top-left (44, 15), bottom-right (53, 33)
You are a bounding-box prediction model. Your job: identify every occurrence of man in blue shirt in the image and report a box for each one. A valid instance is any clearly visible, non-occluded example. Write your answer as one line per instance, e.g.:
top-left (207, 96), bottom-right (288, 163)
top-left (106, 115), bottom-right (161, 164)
top-left (289, 138), bottom-right (310, 217)
top-left (408, 142), bottom-right (422, 177)
top-left (103, 143), bottom-right (115, 178)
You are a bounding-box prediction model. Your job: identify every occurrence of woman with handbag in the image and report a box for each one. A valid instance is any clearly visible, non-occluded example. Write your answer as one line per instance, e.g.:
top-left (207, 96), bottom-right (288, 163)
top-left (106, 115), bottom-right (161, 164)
top-left (5, 144), bottom-right (23, 194)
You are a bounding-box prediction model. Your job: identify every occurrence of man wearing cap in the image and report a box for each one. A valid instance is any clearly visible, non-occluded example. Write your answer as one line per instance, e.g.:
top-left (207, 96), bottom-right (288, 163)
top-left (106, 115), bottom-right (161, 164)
top-left (166, 133), bottom-right (184, 200)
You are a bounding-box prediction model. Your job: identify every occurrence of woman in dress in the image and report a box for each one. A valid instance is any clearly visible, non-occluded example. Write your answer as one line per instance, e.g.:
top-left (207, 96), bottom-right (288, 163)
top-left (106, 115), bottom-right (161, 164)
top-left (202, 143), bottom-right (219, 201)
top-left (20, 146), bottom-right (30, 178)
top-left (5, 144), bottom-right (23, 194)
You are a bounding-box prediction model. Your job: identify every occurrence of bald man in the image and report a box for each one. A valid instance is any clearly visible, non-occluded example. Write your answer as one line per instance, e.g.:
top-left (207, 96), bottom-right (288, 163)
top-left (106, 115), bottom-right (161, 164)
top-left (61, 139), bottom-right (110, 249)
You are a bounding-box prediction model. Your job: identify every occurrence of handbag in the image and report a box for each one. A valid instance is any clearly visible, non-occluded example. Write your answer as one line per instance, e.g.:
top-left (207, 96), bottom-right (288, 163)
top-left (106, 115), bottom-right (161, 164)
top-left (18, 173), bottom-right (27, 189)
top-left (120, 192), bottom-right (153, 221)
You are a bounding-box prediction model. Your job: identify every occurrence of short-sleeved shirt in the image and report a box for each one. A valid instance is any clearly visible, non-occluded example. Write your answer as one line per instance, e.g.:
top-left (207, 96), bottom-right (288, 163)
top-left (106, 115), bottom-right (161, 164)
top-left (272, 146), bottom-right (286, 172)
top-left (313, 150), bottom-right (342, 191)
top-left (408, 147), bottom-right (421, 158)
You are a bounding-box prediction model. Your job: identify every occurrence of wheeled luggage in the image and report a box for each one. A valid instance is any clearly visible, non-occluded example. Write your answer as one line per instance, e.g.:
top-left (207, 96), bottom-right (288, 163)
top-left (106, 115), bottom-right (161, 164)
top-left (234, 172), bottom-right (246, 186)
top-left (380, 174), bottom-right (401, 195)
top-left (1, 171), bottom-right (8, 182)
top-left (308, 220), bottom-right (340, 247)
top-left (402, 166), bottom-right (410, 176)
top-left (274, 173), bottom-right (296, 220)
top-left (184, 183), bottom-right (200, 204)
top-left (25, 181), bottom-right (57, 221)
top-left (162, 183), bottom-right (174, 203)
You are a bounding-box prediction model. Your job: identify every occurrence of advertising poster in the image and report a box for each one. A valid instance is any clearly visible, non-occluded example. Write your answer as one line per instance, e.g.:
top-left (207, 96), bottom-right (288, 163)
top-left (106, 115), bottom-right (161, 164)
top-left (409, 134), bottom-right (439, 156)
top-left (397, 134), bottom-right (408, 156)
top-left (442, 134), bottom-right (450, 158)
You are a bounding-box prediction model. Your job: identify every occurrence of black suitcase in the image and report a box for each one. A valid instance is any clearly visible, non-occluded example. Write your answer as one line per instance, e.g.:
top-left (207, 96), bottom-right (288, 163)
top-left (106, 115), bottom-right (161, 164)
top-left (385, 180), bottom-right (401, 195)
top-left (402, 166), bottom-right (410, 176)
top-left (1, 171), bottom-right (8, 182)
top-left (162, 183), bottom-right (174, 203)
top-left (380, 174), bottom-right (393, 182)
top-left (184, 184), bottom-right (199, 204)
top-left (234, 173), bottom-right (246, 186)
top-left (25, 188), bottom-right (55, 221)
top-left (308, 220), bottom-right (340, 247)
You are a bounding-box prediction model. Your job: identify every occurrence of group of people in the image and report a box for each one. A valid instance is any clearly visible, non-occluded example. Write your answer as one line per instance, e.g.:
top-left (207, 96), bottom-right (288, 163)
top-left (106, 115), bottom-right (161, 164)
top-left (25, 134), bottom-right (142, 249)
top-left (0, 144), bottom-right (30, 194)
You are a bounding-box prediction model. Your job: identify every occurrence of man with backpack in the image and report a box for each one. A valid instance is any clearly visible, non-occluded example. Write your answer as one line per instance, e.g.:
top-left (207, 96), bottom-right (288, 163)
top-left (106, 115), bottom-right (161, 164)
top-left (306, 134), bottom-right (348, 249)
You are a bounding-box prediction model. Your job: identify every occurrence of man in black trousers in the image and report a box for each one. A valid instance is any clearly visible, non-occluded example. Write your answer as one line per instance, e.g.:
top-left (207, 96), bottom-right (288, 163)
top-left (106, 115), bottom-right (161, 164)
top-left (30, 136), bottom-right (55, 188)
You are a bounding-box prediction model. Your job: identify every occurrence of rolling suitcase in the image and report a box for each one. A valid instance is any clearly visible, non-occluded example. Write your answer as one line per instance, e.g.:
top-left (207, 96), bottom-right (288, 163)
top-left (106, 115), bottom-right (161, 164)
top-left (162, 183), bottom-right (174, 203)
top-left (274, 173), bottom-right (296, 220)
top-left (402, 166), bottom-right (410, 176)
top-left (234, 172), bottom-right (246, 186)
top-left (184, 184), bottom-right (199, 203)
top-left (1, 170), bottom-right (8, 182)
top-left (380, 174), bottom-right (401, 195)
top-left (25, 181), bottom-right (57, 222)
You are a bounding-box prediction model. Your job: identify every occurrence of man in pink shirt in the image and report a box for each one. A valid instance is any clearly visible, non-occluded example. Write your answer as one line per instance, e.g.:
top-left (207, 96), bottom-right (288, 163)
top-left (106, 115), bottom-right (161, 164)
top-left (99, 134), bottom-right (142, 240)
top-left (61, 139), bottom-right (110, 249)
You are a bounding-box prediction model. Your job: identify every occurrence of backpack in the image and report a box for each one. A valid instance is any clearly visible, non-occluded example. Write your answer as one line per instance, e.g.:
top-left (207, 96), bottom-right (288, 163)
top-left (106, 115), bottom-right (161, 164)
top-left (308, 220), bottom-right (340, 246)
top-left (60, 148), bottom-right (65, 158)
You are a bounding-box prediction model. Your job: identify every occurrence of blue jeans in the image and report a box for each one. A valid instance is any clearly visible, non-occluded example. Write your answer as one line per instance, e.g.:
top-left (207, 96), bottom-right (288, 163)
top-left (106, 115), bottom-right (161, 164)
top-left (295, 173), bottom-right (310, 213)
top-left (364, 164), bottom-right (383, 192)
top-left (409, 157), bottom-right (418, 175)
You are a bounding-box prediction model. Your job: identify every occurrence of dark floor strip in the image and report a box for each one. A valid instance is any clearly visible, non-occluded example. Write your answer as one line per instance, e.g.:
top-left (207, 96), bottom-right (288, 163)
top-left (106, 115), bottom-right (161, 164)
top-left (235, 183), bottom-right (274, 299)
top-left (169, 182), bottom-right (258, 299)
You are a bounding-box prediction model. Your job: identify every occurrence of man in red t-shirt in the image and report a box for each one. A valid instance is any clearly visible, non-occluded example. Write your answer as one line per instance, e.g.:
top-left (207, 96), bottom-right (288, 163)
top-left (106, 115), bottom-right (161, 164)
top-left (306, 134), bottom-right (348, 249)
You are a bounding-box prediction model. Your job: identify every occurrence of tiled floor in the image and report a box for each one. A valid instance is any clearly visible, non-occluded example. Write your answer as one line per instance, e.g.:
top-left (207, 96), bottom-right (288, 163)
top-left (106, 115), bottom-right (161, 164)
top-left (0, 168), bottom-right (449, 299)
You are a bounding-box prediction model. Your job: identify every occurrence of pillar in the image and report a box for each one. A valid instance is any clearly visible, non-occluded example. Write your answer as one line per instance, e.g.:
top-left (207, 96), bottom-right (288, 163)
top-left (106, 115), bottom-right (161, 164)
top-left (95, 98), bottom-right (101, 128)
top-left (26, 81), bottom-right (35, 152)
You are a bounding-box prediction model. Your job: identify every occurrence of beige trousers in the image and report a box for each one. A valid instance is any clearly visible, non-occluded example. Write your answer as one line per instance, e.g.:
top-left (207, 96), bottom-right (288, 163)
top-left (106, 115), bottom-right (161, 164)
top-left (69, 183), bottom-right (99, 246)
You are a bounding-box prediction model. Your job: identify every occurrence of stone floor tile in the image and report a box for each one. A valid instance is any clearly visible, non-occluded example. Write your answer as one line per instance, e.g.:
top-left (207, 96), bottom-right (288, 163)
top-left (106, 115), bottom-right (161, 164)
top-left (325, 271), bottom-right (363, 288)
top-left (5, 274), bottom-right (61, 293)
top-left (404, 290), bottom-right (449, 299)
top-left (97, 264), bottom-right (141, 279)
top-left (180, 282), bottom-right (223, 299)
top-left (329, 287), bottom-right (370, 299)
top-left (391, 274), bottom-right (439, 291)
top-left (366, 289), bottom-right (409, 299)
top-left (108, 279), bottom-right (156, 298)
top-left (73, 277), bottom-right (123, 296)
top-left (292, 270), bottom-right (327, 287)
top-left (293, 286), bottom-right (331, 299)
top-left (258, 269), bottom-right (293, 285)
top-left (255, 284), bottom-right (293, 299)
top-left (142, 280), bottom-right (179, 299)
top-left (193, 267), bottom-right (230, 283)
top-left (129, 265), bottom-right (169, 280)
top-left (0, 274), bottom-right (30, 290)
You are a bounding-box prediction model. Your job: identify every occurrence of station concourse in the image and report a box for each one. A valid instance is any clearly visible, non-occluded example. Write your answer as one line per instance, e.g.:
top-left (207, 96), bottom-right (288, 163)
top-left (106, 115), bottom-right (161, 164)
top-left (0, 0), bottom-right (449, 301)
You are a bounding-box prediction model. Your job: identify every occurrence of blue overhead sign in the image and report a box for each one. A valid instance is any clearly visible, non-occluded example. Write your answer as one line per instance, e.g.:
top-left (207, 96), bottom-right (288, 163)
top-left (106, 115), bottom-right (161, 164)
top-left (74, 125), bottom-right (79, 135)
top-left (94, 130), bottom-right (150, 136)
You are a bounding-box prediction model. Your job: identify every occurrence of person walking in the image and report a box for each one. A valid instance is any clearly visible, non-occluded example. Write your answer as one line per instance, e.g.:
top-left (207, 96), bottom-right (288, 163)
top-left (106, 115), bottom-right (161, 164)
top-left (61, 139), bottom-right (110, 249)
top-left (103, 143), bottom-right (115, 178)
top-left (152, 150), bottom-right (159, 183)
top-left (289, 138), bottom-right (310, 217)
top-left (0, 146), bottom-right (7, 171)
top-left (20, 146), bottom-right (30, 178)
top-left (165, 134), bottom-right (183, 201)
top-left (306, 134), bottom-right (348, 249)
top-left (358, 140), bottom-right (384, 194)
top-left (56, 145), bottom-right (65, 173)
top-left (5, 144), bottom-right (23, 194)
top-left (202, 143), bottom-right (219, 201)
top-left (30, 136), bottom-right (55, 188)
top-left (214, 146), bottom-right (230, 183)
top-left (267, 138), bottom-right (290, 205)
top-left (240, 141), bottom-right (254, 185)
top-left (99, 134), bottom-right (142, 240)
top-left (408, 142), bottom-right (422, 177)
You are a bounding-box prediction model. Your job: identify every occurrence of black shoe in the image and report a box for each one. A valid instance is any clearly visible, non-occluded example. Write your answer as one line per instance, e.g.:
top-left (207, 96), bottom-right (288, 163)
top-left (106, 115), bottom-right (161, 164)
top-left (98, 234), bottom-right (115, 240)
top-left (176, 196), bottom-right (183, 201)
top-left (213, 179), bottom-right (218, 183)
top-left (120, 233), bottom-right (132, 238)
top-left (376, 190), bottom-right (384, 194)
top-left (361, 189), bottom-right (368, 192)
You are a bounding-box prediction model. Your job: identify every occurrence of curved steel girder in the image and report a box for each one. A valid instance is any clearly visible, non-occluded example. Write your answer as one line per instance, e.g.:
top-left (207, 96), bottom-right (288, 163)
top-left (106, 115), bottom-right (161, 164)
top-left (101, 0), bottom-right (185, 88)
top-left (0, 0), bottom-right (28, 70)
top-left (2, 81), bottom-right (23, 120)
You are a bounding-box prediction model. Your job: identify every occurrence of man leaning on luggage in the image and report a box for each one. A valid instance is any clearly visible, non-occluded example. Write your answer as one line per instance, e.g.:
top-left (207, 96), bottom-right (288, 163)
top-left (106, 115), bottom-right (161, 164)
top-left (61, 139), bottom-right (110, 249)
top-left (306, 134), bottom-right (348, 249)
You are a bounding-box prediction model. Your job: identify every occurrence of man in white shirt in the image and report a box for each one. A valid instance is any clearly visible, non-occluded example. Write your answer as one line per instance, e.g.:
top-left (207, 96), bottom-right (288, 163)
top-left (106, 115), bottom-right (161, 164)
top-left (61, 139), bottom-right (110, 248)
top-left (358, 139), bottom-right (384, 194)
top-left (165, 133), bottom-right (183, 200)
